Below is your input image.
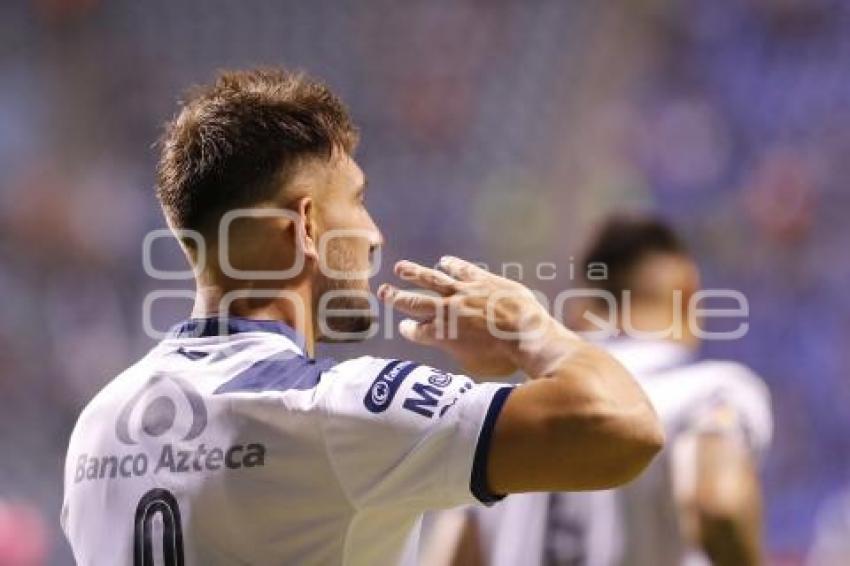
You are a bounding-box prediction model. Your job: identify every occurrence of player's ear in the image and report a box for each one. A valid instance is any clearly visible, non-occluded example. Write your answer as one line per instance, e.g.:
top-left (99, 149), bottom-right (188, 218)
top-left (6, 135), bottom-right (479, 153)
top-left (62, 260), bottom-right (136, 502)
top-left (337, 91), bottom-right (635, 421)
top-left (295, 196), bottom-right (319, 262)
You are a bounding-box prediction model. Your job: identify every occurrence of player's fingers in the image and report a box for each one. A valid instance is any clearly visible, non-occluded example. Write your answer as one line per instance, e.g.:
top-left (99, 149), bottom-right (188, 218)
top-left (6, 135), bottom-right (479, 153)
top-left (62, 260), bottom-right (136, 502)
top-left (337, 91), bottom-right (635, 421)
top-left (395, 260), bottom-right (457, 296)
top-left (378, 284), bottom-right (442, 318)
top-left (437, 255), bottom-right (490, 282)
top-left (398, 319), bottom-right (438, 346)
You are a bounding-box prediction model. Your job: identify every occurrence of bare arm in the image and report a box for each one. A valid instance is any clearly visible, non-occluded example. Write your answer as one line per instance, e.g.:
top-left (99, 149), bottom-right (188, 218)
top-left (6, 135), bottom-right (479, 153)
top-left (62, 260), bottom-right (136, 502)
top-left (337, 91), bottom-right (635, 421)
top-left (449, 514), bottom-right (485, 566)
top-left (421, 510), bottom-right (485, 566)
top-left (676, 433), bottom-right (763, 566)
top-left (380, 256), bottom-right (663, 494)
top-left (489, 340), bottom-right (663, 492)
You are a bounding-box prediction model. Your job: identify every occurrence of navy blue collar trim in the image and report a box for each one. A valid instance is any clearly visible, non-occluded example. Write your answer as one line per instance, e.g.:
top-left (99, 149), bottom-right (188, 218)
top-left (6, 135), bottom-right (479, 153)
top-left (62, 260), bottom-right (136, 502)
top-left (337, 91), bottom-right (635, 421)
top-left (168, 317), bottom-right (307, 351)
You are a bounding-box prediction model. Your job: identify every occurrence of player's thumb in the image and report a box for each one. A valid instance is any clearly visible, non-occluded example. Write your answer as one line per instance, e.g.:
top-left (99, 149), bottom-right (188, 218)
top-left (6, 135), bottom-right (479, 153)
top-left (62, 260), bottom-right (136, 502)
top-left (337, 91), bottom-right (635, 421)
top-left (398, 319), bottom-right (438, 346)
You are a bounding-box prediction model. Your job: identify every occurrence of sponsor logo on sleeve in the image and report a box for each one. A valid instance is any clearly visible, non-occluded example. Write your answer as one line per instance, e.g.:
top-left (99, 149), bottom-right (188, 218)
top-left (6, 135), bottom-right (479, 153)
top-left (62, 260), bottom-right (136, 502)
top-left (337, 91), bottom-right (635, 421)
top-left (427, 372), bottom-right (453, 388)
top-left (403, 371), bottom-right (458, 418)
top-left (364, 360), bottom-right (420, 413)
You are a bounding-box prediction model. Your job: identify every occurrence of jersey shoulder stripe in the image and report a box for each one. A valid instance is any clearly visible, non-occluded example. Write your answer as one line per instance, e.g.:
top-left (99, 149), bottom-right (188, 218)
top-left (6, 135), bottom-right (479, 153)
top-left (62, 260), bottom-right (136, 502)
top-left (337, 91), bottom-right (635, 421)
top-left (214, 352), bottom-right (336, 394)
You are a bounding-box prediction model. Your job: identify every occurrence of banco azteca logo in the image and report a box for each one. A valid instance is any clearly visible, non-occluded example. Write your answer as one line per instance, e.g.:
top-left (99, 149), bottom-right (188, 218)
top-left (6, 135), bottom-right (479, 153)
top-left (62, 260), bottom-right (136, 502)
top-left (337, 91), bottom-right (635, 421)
top-left (116, 374), bottom-right (208, 445)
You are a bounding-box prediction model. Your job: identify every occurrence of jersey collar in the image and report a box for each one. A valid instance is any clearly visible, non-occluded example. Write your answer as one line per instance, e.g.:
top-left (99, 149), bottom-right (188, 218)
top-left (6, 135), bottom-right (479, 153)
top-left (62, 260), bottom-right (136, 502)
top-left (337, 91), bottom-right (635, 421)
top-left (168, 317), bottom-right (307, 352)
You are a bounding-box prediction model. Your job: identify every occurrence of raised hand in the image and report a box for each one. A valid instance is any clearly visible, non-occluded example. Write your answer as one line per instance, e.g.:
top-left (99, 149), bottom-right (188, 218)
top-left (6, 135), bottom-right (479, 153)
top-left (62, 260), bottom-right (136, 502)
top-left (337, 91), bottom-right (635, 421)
top-left (378, 256), bottom-right (574, 377)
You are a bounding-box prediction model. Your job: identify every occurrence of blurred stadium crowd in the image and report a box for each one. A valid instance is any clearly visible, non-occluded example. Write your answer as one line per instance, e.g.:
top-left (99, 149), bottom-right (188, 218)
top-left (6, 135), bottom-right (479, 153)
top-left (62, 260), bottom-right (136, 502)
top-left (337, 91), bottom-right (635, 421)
top-left (1, 0), bottom-right (849, 563)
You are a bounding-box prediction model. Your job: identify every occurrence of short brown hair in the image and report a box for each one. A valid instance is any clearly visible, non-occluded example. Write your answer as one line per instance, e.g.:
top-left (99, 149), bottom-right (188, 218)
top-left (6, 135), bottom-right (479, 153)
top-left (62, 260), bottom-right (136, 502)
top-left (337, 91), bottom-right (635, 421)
top-left (156, 68), bottom-right (358, 235)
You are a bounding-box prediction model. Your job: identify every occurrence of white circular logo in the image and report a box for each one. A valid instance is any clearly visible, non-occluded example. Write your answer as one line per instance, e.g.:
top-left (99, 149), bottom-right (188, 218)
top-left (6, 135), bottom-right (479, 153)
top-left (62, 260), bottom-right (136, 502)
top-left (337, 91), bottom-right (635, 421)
top-left (428, 373), bottom-right (452, 388)
top-left (371, 381), bottom-right (390, 405)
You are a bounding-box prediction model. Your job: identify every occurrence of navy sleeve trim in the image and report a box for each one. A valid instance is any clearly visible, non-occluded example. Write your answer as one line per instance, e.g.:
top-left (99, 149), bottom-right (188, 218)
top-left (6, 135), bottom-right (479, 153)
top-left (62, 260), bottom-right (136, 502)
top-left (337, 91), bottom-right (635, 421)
top-left (470, 386), bottom-right (514, 505)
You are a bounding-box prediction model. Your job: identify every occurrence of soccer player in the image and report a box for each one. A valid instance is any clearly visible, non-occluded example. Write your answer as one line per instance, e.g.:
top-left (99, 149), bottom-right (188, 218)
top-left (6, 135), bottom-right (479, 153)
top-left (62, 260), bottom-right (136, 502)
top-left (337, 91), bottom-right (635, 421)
top-left (439, 214), bottom-right (773, 566)
top-left (60, 69), bottom-right (663, 565)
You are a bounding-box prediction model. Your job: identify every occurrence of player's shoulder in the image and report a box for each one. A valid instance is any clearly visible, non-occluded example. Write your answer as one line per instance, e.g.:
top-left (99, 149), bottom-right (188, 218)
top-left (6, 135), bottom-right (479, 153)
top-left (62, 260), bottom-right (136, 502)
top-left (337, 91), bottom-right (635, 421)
top-left (685, 358), bottom-right (759, 377)
top-left (318, 355), bottom-right (479, 420)
top-left (319, 355), bottom-right (450, 401)
top-left (673, 358), bottom-right (770, 401)
top-left (66, 358), bottom-right (155, 451)
top-left (656, 358), bottom-right (774, 452)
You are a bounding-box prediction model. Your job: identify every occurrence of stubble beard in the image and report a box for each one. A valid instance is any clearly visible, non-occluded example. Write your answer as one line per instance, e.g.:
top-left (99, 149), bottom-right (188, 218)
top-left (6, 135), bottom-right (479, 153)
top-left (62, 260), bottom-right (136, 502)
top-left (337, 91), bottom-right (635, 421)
top-left (314, 239), bottom-right (376, 342)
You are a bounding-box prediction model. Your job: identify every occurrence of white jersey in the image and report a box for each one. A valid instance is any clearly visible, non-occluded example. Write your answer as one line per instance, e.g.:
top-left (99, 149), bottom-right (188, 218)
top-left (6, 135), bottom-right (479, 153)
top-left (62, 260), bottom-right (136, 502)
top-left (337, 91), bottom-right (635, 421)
top-left (474, 338), bottom-right (772, 566)
top-left (61, 318), bottom-right (512, 566)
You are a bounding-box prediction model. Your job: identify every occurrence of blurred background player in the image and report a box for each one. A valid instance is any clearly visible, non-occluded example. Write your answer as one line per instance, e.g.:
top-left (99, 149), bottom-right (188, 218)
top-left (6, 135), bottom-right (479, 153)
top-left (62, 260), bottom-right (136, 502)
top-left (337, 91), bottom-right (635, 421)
top-left (434, 213), bottom-right (773, 566)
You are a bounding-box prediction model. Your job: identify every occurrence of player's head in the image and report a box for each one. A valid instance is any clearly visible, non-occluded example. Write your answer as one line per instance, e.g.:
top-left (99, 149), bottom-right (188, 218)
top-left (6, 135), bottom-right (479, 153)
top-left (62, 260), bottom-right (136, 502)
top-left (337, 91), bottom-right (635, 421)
top-left (575, 213), bottom-right (701, 346)
top-left (156, 68), bottom-right (382, 341)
